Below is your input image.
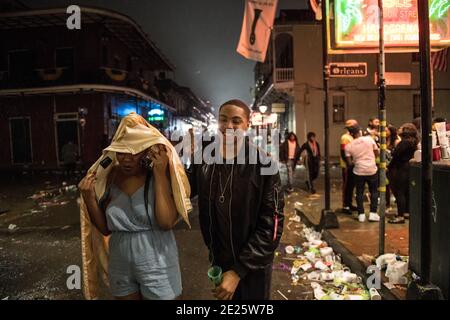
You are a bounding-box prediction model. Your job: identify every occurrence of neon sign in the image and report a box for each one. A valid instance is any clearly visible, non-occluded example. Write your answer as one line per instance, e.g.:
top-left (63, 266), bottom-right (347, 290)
top-left (148, 107), bottom-right (165, 122)
top-left (329, 0), bottom-right (450, 53)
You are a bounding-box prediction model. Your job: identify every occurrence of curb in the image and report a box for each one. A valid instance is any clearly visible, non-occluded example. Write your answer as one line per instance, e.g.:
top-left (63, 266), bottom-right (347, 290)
top-left (295, 208), bottom-right (399, 301)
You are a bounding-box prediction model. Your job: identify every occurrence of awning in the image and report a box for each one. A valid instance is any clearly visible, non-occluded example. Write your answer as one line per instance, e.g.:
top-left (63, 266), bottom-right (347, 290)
top-left (0, 83), bottom-right (176, 113)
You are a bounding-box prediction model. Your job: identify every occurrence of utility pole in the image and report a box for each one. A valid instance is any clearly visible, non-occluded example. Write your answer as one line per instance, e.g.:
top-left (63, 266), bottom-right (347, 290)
top-left (377, 0), bottom-right (386, 256)
top-left (406, 0), bottom-right (443, 300)
top-left (319, 0), bottom-right (339, 229)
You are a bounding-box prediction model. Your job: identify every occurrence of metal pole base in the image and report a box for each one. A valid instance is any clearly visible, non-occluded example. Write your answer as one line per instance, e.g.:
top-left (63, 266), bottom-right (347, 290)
top-left (319, 209), bottom-right (339, 230)
top-left (406, 280), bottom-right (444, 300)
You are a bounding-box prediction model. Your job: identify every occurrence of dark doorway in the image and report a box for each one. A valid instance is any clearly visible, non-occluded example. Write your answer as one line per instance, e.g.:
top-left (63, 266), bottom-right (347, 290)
top-left (9, 117), bottom-right (32, 164)
top-left (55, 116), bottom-right (80, 164)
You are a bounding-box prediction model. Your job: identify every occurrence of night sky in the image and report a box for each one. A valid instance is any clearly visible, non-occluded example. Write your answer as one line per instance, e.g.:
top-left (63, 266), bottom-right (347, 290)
top-left (22, 0), bottom-right (307, 110)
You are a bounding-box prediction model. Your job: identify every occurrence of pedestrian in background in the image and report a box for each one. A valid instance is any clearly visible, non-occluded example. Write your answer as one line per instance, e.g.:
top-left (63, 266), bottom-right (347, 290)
top-left (62, 140), bottom-right (78, 178)
top-left (340, 119), bottom-right (358, 214)
top-left (387, 123), bottom-right (419, 224)
top-left (279, 132), bottom-right (301, 193)
top-left (345, 125), bottom-right (380, 223)
top-left (386, 124), bottom-right (401, 211)
top-left (300, 132), bottom-right (321, 194)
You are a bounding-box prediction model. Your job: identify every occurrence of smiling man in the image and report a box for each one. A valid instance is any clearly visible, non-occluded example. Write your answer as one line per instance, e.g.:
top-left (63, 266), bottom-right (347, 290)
top-left (188, 99), bottom-right (284, 300)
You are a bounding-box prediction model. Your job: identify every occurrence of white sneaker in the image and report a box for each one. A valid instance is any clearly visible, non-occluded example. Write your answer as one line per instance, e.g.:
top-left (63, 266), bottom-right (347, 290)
top-left (369, 212), bottom-right (380, 222)
top-left (358, 214), bottom-right (366, 223)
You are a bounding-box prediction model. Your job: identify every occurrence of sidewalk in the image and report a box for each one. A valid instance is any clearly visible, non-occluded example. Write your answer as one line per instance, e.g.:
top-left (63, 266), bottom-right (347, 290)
top-left (280, 164), bottom-right (409, 299)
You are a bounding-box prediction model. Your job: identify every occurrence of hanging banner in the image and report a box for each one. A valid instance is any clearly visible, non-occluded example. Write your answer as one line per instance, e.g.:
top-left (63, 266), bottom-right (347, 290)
top-left (329, 0), bottom-right (450, 53)
top-left (237, 0), bottom-right (279, 62)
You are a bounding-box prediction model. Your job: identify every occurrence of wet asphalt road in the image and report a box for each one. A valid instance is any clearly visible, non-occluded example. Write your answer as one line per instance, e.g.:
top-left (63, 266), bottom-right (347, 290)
top-left (0, 166), bottom-right (342, 300)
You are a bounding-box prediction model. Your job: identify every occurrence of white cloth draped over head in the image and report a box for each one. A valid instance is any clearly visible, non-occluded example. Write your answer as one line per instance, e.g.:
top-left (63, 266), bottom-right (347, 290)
top-left (80, 112), bottom-right (192, 300)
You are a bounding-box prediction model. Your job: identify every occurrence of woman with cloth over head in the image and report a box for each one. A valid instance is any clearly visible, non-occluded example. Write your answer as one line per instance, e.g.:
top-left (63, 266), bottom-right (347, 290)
top-left (78, 113), bottom-right (192, 300)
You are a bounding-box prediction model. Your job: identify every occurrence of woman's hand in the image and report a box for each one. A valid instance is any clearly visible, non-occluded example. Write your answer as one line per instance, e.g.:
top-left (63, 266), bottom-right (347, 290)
top-left (78, 172), bottom-right (97, 203)
top-left (149, 145), bottom-right (169, 176)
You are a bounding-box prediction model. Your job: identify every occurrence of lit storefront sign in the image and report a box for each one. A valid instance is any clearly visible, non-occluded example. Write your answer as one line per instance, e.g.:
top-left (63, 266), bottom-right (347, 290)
top-left (148, 107), bottom-right (165, 122)
top-left (328, 0), bottom-right (450, 53)
top-left (251, 112), bottom-right (278, 126)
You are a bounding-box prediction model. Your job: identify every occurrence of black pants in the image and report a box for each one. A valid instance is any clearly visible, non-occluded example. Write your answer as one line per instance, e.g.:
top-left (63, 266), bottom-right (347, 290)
top-left (388, 165), bottom-right (409, 216)
top-left (232, 265), bottom-right (272, 300)
top-left (342, 167), bottom-right (356, 208)
top-left (355, 173), bottom-right (379, 214)
top-left (306, 157), bottom-right (320, 190)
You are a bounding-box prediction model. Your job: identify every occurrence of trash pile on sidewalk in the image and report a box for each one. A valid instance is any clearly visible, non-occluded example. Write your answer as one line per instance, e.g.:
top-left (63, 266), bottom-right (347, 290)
top-left (276, 209), bottom-right (377, 300)
top-left (361, 253), bottom-right (410, 291)
top-left (28, 181), bottom-right (78, 211)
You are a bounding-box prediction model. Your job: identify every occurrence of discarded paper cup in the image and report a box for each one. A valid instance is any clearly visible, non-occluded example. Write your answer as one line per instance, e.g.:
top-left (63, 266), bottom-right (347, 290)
top-left (207, 266), bottom-right (223, 287)
top-left (285, 245), bottom-right (295, 254)
top-left (369, 288), bottom-right (381, 300)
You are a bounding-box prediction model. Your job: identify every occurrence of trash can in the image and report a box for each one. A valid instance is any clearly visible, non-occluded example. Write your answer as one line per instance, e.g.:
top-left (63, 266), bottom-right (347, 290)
top-left (409, 160), bottom-right (450, 299)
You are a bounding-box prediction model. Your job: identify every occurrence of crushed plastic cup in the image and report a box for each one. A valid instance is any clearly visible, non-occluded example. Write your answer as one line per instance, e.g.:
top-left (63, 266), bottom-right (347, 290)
top-left (8, 224), bottom-right (17, 231)
top-left (207, 266), bottom-right (223, 287)
top-left (309, 240), bottom-right (323, 248)
top-left (325, 255), bottom-right (334, 264)
top-left (305, 251), bottom-right (317, 262)
top-left (307, 271), bottom-right (320, 281)
top-left (385, 261), bottom-right (408, 278)
top-left (376, 253), bottom-right (397, 269)
top-left (321, 272), bottom-right (334, 281)
top-left (315, 260), bottom-right (329, 271)
top-left (343, 272), bottom-right (358, 283)
top-left (300, 263), bottom-right (313, 271)
top-left (320, 247), bottom-right (333, 257)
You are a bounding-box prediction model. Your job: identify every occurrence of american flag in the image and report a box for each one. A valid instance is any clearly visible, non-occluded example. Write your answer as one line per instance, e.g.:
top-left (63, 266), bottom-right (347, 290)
top-left (431, 48), bottom-right (448, 72)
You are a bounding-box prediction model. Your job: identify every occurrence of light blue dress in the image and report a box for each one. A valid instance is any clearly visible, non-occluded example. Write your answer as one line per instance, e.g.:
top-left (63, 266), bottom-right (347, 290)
top-left (105, 177), bottom-right (182, 299)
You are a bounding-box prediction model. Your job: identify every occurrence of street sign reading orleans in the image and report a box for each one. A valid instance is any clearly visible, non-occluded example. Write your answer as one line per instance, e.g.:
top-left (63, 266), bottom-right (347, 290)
top-left (329, 62), bottom-right (368, 77)
top-left (328, 0), bottom-right (450, 53)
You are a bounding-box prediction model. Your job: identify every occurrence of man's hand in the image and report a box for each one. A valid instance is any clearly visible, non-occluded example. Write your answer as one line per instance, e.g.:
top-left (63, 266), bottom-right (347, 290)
top-left (213, 270), bottom-right (240, 300)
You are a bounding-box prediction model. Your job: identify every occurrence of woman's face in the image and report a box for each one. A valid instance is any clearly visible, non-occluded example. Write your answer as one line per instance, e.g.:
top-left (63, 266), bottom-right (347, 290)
top-left (386, 127), bottom-right (391, 138)
top-left (289, 134), bottom-right (295, 141)
top-left (308, 135), bottom-right (315, 142)
top-left (116, 150), bottom-right (147, 175)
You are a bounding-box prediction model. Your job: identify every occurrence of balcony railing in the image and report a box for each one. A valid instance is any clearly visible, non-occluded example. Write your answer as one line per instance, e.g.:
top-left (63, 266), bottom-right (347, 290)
top-left (274, 68), bottom-right (294, 83)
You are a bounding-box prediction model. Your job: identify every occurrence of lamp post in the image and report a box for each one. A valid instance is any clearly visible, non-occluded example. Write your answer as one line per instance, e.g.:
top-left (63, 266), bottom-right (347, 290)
top-left (259, 105), bottom-right (268, 147)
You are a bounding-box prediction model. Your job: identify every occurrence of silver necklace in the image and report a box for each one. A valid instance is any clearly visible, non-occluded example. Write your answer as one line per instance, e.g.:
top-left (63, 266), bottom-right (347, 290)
top-left (218, 164), bottom-right (234, 204)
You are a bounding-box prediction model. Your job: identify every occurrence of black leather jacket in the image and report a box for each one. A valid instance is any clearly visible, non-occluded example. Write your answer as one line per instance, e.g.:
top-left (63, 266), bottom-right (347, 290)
top-left (188, 139), bottom-right (284, 280)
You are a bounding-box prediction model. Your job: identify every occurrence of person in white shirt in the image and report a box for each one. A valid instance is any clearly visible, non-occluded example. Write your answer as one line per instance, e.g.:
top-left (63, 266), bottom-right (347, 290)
top-left (345, 125), bottom-right (380, 223)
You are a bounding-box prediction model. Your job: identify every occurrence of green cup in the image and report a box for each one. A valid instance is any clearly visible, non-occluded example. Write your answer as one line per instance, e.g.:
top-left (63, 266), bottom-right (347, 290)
top-left (207, 265), bottom-right (223, 287)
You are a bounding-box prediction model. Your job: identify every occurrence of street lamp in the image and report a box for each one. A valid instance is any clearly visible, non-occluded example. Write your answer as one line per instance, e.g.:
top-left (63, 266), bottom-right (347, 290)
top-left (258, 105), bottom-right (268, 114)
top-left (258, 105), bottom-right (268, 148)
